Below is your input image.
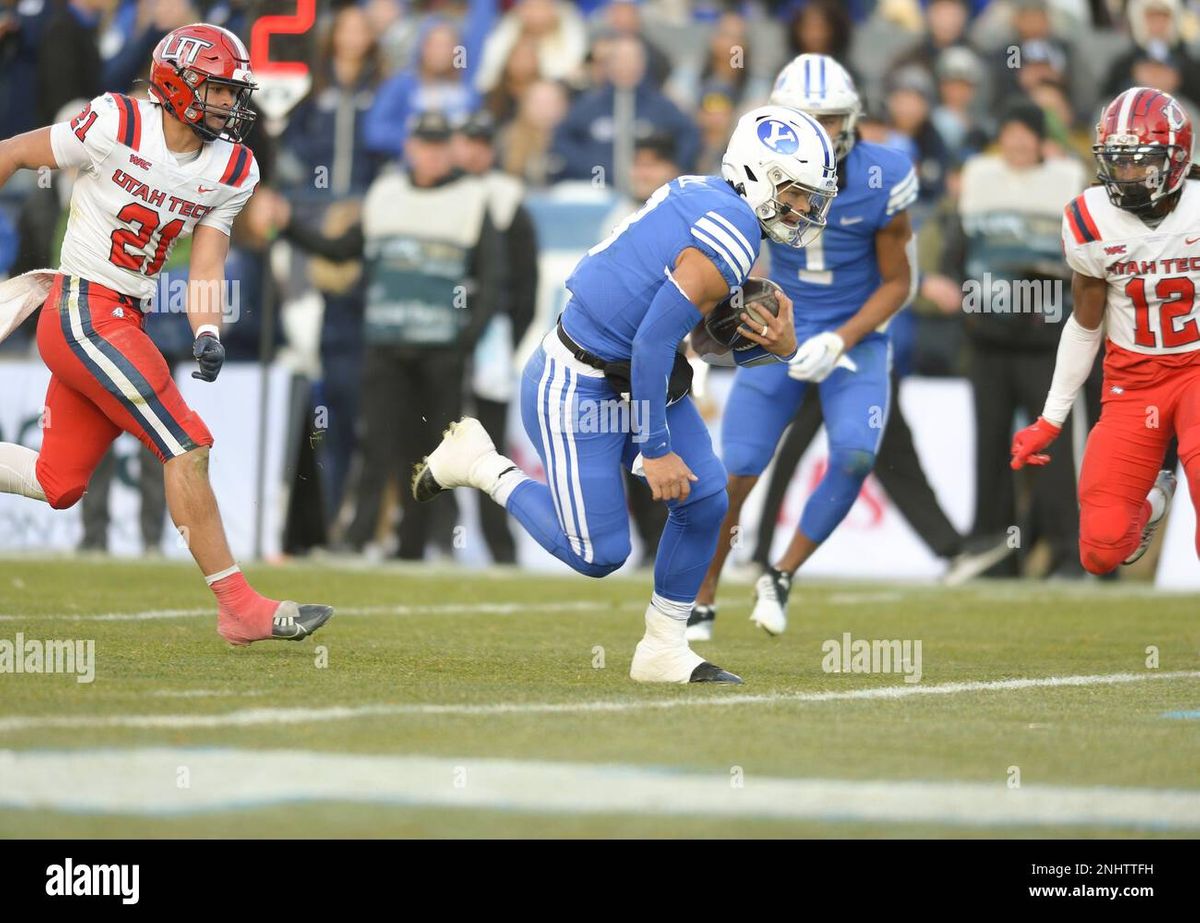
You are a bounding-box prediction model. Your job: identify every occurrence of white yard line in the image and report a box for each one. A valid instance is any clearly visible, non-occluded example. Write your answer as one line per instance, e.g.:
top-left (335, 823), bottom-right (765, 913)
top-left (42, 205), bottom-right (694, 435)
top-left (1, 671), bottom-right (1196, 732)
top-left (0, 600), bottom-right (632, 622)
top-left (0, 747), bottom-right (1196, 829)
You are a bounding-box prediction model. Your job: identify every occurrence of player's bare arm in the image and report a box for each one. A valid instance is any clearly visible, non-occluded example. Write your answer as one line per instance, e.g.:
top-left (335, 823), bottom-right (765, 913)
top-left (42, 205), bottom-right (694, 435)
top-left (834, 210), bottom-right (913, 349)
top-left (0, 127), bottom-right (58, 187)
top-left (187, 225), bottom-right (231, 382)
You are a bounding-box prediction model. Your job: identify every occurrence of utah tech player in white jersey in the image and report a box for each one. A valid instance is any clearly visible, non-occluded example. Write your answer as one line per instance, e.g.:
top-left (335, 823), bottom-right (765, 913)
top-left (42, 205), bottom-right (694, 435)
top-left (0, 23), bottom-right (332, 646)
top-left (1012, 87), bottom-right (1200, 573)
top-left (50, 87), bottom-right (258, 302)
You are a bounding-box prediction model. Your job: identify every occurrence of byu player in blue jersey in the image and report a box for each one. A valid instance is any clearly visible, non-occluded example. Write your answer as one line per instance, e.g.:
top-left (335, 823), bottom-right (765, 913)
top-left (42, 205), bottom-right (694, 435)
top-left (691, 54), bottom-right (919, 641)
top-left (411, 106), bottom-right (838, 683)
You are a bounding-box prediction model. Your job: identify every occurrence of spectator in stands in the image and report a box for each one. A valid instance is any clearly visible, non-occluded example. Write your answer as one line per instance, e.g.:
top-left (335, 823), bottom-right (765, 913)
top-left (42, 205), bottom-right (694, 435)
top-left (475, 0), bottom-right (587, 96)
top-left (482, 34), bottom-right (541, 126)
top-left (951, 99), bottom-right (1087, 577)
top-left (595, 0), bottom-right (671, 88)
top-left (103, 0), bottom-right (196, 96)
top-left (363, 17), bottom-right (478, 158)
top-left (1103, 0), bottom-right (1200, 105)
top-left (693, 79), bottom-right (737, 175)
top-left (989, 0), bottom-right (1076, 114)
top-left (36, 0), bottom-right (109, 125)
top-left (671, 8), bottom-right (769, 112)
top-left (451, 110), bottom-right (541, 564)
top-left (261, 112), bottom-right (505, 560)
top-left (550, 34), bottom-right (699, 184)
top-left (281, 3), bottom-right (383, 198)
top-left (884, 64), bottom-right (951, 219)
top-left (890, 0), bottom-right (977, 81)
top-left (497, 77), bottom-right (568, 186)
top-left (931, 46), bottom-right (990, 160)
top-left (279, 3), bottom-right (386, 525)
top-left (785, 0), bottom-right (853, 64)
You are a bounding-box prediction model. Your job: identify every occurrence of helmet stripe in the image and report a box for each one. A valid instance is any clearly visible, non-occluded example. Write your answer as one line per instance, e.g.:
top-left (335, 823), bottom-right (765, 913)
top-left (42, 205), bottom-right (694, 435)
top-left (818, 56), bottom-right (826, 98)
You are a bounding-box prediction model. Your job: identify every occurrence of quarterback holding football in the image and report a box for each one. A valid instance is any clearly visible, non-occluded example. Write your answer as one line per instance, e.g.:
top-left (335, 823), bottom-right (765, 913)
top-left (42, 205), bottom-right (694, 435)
top-left (0, 23), bottom-right (332, 645)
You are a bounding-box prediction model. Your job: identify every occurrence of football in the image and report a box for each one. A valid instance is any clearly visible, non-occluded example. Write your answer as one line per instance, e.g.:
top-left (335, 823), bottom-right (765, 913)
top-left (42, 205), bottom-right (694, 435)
top-left (704, 277), bottom-right (785, 351)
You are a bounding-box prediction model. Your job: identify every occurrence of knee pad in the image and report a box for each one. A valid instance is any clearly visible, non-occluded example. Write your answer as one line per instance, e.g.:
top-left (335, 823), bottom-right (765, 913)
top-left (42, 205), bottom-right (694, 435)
top-left (681, 485), bottom-right (728, 533)
top-left (1078, 505), bottom-right (1132, 575)
top-left (34, 460), bottom-right (86, 510)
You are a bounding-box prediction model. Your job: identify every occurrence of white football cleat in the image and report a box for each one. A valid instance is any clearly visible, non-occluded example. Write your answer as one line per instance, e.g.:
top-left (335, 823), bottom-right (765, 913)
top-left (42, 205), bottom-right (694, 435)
top-left (942, 535), bottom-right (1015, 586)
top-left (412, 417), bottom-right (515, 501)
top-left (1123, 469), bottom-right (1177, 565)
top-left (630, 604), bottom-right (741, 683)
top-left (750, 567), bottom-right (790, 636)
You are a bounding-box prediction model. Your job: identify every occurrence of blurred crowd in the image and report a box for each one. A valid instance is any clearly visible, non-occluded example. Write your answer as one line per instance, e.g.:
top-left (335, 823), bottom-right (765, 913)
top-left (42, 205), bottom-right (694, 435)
top-left (0, 0), bottom-right (1195, 572)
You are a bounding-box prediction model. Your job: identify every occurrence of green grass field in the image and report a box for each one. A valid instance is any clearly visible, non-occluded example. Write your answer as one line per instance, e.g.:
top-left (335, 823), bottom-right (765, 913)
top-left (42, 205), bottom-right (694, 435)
top-left (1, 557), bottom-right (1198, 838)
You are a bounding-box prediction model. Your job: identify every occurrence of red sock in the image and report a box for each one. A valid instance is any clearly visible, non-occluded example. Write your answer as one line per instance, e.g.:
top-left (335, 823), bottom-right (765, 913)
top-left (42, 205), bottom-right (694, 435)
top-left (209, 568), bottom-right (279, 645)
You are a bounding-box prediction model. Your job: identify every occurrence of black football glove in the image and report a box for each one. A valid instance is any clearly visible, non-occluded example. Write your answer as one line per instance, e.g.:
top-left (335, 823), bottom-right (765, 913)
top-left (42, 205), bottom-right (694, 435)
top-left (191, 332), bottom-right (225, 382)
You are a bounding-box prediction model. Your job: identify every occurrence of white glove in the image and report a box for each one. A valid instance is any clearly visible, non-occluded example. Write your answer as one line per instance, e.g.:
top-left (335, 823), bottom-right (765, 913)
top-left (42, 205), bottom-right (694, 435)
top-left (787, 332), bottom-right (856, 382)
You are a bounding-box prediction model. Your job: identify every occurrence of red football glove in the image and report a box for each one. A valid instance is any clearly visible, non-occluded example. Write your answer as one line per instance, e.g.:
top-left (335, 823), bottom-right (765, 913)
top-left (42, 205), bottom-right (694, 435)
top-left (1010, 417), bottom-right (1061, 469)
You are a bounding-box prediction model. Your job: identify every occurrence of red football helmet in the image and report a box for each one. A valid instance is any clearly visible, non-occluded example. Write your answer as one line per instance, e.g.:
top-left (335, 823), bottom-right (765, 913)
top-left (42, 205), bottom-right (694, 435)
top-left (1093, 87), bottom-right (1194, 213)
top-left (149, 23), bottom-right (257, 144)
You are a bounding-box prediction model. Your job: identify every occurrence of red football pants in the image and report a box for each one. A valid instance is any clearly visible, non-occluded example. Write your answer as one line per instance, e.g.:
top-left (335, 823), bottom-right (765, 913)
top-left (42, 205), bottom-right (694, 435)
top-left (1077, 349), bottom-right (1200, 573)
top-left (34, 274), bottom-right (212, 509)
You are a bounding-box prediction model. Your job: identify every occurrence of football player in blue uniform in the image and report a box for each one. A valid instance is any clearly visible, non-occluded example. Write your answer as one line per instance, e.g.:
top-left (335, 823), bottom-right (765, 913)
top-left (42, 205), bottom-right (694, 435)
top-left (411, 106), bottom-right (838, 683)
top-left (691, 54), bottom-right (919, 641)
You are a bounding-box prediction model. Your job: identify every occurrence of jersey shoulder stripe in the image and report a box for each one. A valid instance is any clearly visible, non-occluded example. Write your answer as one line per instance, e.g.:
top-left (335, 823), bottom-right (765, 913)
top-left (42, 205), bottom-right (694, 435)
top-left (1065, 195), bottom-right (1101, 244)
top-left (111, 93), bottom-right (141, 151)
top-left (219, 144), bottom-right (253, 188)
top-left (701, 210), bottom-right (755, 270)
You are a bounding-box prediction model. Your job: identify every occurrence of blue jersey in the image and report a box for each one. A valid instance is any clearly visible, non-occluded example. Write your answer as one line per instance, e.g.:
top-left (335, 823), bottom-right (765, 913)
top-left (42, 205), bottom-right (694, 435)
top-left (770, 141), bottom-right (916, 337)
top-left (562, 175), bottom-right (762, 361)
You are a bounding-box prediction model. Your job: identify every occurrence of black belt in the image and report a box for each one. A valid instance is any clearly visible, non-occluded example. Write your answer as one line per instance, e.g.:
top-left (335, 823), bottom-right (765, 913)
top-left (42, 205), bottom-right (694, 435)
top-left (556, 319), bottom-right (607, 371)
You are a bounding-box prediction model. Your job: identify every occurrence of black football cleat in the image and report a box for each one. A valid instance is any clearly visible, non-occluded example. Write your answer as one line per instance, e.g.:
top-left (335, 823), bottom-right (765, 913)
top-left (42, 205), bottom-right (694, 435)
top-left (685, 604), bottom-right (717, 641)
top-left (689, 661), bottom-right (743, 684)
top-left (271, 602), bottom-right (334, 640)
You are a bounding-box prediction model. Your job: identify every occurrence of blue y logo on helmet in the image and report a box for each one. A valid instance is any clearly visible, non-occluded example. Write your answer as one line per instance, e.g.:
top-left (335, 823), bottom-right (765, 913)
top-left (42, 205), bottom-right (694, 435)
top-left (757, 119), bottom-right (799, 154)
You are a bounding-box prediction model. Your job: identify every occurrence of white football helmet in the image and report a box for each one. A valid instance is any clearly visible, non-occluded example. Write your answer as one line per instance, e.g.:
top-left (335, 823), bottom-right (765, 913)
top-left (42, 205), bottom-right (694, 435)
top-left (770, 53), bottom-right (862, 162)
top-left (721, 105), bottom-right (838, 248)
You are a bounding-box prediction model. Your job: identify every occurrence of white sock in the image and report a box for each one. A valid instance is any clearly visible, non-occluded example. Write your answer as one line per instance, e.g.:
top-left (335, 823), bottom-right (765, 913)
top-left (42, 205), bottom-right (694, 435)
top-left (0, 443), bottom-right (46, 502)
top-left (1148, 485), bottom-right (1167, 521)
top-left (484, 458), bottom-right (529, 506)
top-left (650, 593), bottom-right (693, 622)
top-left (204, 564), bottom-right (241, 586)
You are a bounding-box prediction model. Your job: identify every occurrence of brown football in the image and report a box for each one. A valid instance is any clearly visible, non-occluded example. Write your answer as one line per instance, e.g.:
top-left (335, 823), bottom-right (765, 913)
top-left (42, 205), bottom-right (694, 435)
top-left (703, 277), bottom-right (784, 351)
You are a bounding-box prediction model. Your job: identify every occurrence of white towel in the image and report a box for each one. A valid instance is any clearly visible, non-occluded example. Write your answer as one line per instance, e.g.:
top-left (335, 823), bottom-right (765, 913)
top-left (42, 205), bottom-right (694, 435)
top-left (0, 269), bottom-right (56, 346)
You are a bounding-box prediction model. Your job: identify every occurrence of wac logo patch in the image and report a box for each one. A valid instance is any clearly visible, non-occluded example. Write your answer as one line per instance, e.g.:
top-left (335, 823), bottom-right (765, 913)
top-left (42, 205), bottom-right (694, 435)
top-left (1104, 244), bottom-right (1126, 255)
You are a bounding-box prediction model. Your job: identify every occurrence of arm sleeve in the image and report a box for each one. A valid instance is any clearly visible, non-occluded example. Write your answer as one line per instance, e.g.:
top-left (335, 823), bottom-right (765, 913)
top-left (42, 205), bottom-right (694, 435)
top-left (631, 270), bottom-right (703, 459)
top-left (49, 94), bottom-right (120, 171)
top-left (1041, 312), bottom-right (1104, 426)
top-left (281, 216), bottom-right (366, 262)
top-left (198, 157), bottom-right (261, 236)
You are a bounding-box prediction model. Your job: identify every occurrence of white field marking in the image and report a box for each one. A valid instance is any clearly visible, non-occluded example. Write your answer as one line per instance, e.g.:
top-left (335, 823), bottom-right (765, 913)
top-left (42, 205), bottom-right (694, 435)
top-left (1, 671), bottom-right (1196, 733)
top-left (0, 747), bottom-right (1196, 829)
top-left (0, 600), bottom-right (632, 623)
top-left (150, 690), bottom-right (265, 699)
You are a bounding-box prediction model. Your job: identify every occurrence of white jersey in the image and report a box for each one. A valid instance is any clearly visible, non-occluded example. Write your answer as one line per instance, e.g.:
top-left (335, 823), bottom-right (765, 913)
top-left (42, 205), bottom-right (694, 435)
top-left (1062, 181), bottom-right (1200, 355)
top-left (49, 92), bottom-right (259, 303)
